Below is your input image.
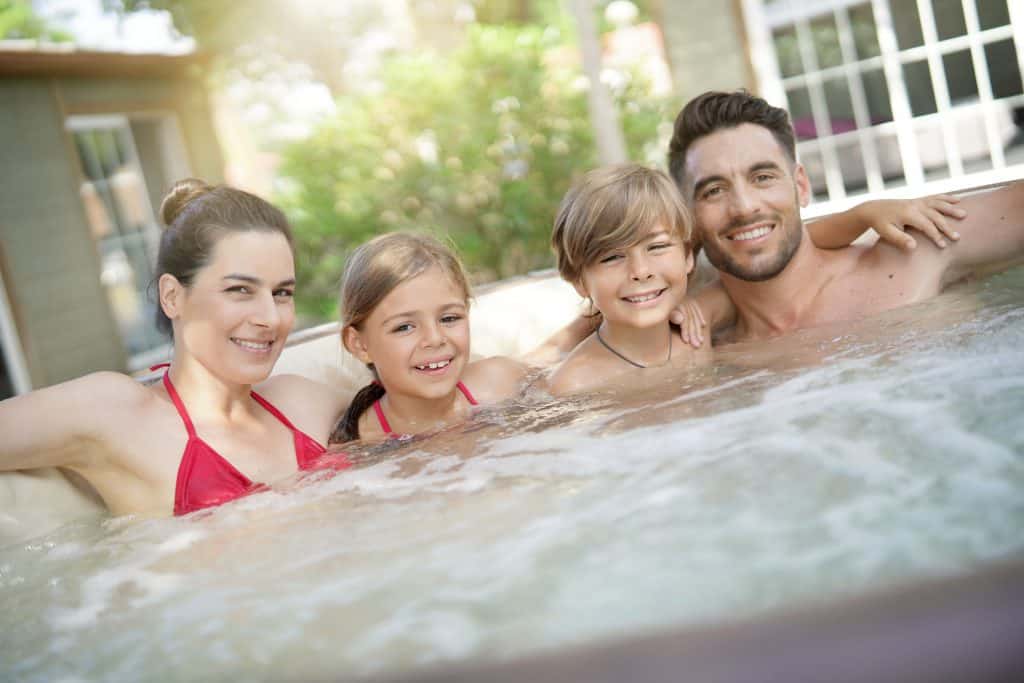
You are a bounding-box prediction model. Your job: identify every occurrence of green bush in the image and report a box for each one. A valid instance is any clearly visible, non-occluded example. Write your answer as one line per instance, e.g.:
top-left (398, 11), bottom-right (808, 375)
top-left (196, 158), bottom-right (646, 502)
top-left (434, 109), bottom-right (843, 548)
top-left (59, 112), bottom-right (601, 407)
top-left (277, 23), bottom-right (673, 321)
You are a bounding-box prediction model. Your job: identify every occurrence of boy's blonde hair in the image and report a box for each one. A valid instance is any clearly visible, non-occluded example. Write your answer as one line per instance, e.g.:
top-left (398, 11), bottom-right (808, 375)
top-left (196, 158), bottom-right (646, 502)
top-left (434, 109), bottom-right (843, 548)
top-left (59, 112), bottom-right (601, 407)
top-left (551, 163), bottom-right (693, 284)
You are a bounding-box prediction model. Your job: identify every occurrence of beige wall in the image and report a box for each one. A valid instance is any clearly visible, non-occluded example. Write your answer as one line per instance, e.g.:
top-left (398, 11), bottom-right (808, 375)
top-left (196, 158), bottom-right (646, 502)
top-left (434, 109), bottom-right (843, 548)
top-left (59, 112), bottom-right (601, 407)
top-left (0, 71), bottom-right (224, 388)
top-left (661, 1), bottom-right (754, 102)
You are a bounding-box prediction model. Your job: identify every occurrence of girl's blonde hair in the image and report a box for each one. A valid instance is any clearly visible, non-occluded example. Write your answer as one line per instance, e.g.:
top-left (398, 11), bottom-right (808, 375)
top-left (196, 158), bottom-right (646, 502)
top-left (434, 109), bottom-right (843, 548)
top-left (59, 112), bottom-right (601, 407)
top-left (551, 163), bottom-right (693, 285)
top-left (330, 232), bottom-right (472, 444)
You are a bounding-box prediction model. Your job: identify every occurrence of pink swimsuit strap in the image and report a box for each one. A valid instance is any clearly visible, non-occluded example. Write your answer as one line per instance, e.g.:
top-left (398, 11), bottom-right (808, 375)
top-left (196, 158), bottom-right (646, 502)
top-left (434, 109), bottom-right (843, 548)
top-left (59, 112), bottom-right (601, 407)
top-left (372, 381), bottom-right (478, 437)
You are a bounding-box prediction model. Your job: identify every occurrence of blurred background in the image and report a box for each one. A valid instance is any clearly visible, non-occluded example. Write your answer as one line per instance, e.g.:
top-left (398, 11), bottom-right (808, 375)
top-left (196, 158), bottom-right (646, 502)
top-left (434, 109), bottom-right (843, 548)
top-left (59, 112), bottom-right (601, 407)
top-left (1, 0), bottom-right (1022, 394)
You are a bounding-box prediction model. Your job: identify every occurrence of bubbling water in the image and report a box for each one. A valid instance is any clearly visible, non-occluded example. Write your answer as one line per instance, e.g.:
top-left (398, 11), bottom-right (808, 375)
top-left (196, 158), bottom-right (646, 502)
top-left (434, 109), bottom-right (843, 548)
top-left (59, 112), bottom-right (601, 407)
top-left (2, 269), bottom-right (1023, 682)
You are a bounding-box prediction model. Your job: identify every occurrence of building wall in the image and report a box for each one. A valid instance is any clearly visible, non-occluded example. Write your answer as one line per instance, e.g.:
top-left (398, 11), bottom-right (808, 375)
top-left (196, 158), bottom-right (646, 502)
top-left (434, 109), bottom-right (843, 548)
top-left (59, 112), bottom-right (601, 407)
top-left (0, 78), bottom-right (126, 387)
top-left (0, 70), bottom-right (224, 388)
top-left (661, 0), bottom-right (754, 101)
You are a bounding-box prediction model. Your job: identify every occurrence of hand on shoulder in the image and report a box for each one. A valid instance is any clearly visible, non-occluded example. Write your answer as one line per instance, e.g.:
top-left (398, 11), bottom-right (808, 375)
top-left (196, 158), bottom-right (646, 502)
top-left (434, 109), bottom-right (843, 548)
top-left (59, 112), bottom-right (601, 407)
top-left (462, 356), bottom-right (529, 404)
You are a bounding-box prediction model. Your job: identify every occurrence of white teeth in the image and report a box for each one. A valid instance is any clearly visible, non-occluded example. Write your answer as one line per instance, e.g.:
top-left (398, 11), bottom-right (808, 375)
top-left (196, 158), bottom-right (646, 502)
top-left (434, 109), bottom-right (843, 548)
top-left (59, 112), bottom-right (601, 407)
top-left (234, 339), bottom-right (271, 350)
top-left (730, 226), bottom-right (772, 241)
top-left (625, 291), bottom-right (660, 303)
top-left (417, 359), bottom-right (451, 370)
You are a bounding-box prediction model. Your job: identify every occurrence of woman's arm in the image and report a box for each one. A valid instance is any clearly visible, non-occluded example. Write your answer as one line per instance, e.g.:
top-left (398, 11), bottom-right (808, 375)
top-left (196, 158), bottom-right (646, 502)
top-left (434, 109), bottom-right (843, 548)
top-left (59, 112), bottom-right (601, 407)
top-left (0, 372), bottom-right (135, 471)
top-left (808, 195), bottom-right (965, 250)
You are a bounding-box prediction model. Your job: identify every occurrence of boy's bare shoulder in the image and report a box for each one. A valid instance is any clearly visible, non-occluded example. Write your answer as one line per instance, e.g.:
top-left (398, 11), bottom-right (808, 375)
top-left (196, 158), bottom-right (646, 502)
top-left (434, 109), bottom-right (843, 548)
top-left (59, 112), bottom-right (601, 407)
top-left (548, 337), bottom-right (620, 396)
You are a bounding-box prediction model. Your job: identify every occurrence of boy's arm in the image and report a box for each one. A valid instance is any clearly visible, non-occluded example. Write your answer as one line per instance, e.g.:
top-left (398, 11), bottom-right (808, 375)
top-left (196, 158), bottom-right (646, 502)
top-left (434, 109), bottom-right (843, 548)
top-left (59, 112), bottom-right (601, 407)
top-left (521, 313), bottom-right (600, 366)
top-left (670, 281), bottom-right (735, 348)
top-left (808, 195), bottom-right (965, 250)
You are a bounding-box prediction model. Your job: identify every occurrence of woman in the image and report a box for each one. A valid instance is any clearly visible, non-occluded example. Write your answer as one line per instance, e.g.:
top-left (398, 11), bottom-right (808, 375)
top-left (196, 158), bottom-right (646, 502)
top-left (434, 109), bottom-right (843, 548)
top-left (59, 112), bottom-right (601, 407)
top-left (0, 179), bottom-right (351, 516)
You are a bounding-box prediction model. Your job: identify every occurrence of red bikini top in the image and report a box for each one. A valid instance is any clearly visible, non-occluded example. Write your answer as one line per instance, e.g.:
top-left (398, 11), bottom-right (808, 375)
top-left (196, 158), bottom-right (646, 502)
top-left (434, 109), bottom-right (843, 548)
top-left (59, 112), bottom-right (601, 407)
top-left (163, 373), bottom-right (347, 516)
top-left (371, 381), bottom-right (478, 438)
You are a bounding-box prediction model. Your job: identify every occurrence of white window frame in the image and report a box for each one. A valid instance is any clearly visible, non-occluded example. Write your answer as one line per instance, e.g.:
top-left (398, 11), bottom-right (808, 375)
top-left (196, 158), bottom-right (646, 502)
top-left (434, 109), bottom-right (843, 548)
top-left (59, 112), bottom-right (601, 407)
top-left (742, 0), bottom-right (1024, 216)
top-left (0, 272), bottom-right (32, 396)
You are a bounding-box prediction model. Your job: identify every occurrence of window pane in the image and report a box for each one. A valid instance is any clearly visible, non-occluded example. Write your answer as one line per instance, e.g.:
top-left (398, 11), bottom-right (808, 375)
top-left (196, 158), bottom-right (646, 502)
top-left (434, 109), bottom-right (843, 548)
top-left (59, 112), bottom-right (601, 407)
top-left (835, 141), bottom-right (868, 194)
top-left (798, 146), bottom-right (829, 201)
top-left (787, 86), bottom-right (816, 139)
top-left (934, 0), bottom-right (968, 40)
top-left (811, 13), bottom-right (842, 69)
top-left (823, 77), bottom-right (856, 133)
top-left (904, 61), bottom-right (938, 116)
top-left (917, 122), bottom-right (951, 179)
top-left (944, 50), bottom-right (978, 102)
top-left (774, 25), bottom-right (804, 78)
top-left (892, 1), bottom-right (924, 49)
top-left (986, 38), bottom-right (1024, 99)
top-left (875, 131), bottom-right (906, 188)
top-left (976, 0), bottom-right (1011, 30)
top-left (862, 68), bottom-right (893, 123)
top-left (849, 3), bottom-right (880, 59)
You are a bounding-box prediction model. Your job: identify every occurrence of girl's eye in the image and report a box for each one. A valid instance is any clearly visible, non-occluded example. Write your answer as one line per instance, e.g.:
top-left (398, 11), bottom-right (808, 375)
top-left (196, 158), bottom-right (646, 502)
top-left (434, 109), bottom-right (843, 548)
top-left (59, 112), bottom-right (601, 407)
top-left (440, 314), bottom-right (463, 325)
top-left (599, 253), bottom-right (623, 264)
top-left (391, 323), bottom-right (414, 334)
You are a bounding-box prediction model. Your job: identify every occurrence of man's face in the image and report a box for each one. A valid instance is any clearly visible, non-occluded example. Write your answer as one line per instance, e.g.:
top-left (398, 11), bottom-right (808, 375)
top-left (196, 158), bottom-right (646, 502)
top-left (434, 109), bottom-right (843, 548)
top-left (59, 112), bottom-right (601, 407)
top-left (681, 123), bottom-right (811, 282)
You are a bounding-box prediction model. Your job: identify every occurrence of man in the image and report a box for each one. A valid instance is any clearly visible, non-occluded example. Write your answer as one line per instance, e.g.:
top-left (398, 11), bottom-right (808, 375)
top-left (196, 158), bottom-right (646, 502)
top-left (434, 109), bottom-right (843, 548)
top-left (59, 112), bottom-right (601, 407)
top-left (667, 90), bottom-right (1024, 343)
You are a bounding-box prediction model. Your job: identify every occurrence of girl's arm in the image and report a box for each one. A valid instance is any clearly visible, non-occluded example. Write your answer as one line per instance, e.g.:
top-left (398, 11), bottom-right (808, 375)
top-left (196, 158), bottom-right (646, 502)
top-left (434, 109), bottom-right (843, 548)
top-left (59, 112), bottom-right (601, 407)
top-left (808, 195), bottom-right (965, 250)
top-left (0, 372), bottom-right (133, 471)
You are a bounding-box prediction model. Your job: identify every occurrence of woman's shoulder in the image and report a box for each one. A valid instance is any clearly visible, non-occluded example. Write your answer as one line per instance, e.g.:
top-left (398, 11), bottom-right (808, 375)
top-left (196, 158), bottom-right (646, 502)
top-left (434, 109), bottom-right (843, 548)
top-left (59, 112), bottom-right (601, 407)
top-left (256, 374), bottom-right (354, 440)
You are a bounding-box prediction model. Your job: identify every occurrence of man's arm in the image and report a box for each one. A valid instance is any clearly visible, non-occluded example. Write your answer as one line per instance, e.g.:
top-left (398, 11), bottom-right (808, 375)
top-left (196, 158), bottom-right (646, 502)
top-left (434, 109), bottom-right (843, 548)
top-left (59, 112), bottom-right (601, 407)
top-left (943, 182), bottom-right (1024, 282)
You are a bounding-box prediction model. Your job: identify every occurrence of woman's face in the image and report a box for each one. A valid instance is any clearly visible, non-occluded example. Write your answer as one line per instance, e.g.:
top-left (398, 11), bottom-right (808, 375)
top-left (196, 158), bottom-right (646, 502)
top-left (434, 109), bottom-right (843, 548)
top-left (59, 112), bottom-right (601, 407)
top-left (345, 265), bottom-right (470, 402)
top-left (170, 230), bottom-right (296, 385)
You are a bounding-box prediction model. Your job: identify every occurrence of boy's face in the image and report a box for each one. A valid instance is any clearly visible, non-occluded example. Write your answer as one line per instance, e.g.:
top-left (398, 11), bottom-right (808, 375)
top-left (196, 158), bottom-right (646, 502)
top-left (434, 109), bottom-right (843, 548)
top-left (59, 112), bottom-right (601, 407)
top-left (576, 223), bottom-right (693, 331)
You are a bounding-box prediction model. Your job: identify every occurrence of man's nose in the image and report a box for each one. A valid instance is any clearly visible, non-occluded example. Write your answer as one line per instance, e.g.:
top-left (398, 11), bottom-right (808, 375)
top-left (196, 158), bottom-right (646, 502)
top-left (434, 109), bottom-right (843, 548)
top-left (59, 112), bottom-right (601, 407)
top-left (728, 182), bottom-right (758, 218)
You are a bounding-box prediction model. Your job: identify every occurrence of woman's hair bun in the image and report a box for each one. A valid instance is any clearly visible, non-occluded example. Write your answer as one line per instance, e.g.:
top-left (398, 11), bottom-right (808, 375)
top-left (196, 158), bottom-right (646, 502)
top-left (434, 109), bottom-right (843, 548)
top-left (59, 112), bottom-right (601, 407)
top-left (160, 178), bottom-right (213, 228)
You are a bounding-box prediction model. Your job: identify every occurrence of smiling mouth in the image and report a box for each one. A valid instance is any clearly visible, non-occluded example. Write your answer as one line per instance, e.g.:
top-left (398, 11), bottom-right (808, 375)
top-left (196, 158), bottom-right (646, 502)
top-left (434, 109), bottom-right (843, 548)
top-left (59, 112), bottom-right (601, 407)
top-left (414, 359), bottom-right (452, 372)
top-left (728, 224), bottom-right (774, 241)
top-left (231, 338), bottom-right (274, 353)
top-left (622, 288), bottom-right (666, 304)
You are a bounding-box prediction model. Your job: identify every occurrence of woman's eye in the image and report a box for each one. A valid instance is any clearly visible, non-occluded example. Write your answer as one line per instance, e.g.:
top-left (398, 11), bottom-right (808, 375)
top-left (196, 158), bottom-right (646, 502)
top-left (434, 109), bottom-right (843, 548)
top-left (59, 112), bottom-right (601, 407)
top-left (225, 285), bottom-right (250, 295)
top-left (273, 288), bottom-right (295, 300)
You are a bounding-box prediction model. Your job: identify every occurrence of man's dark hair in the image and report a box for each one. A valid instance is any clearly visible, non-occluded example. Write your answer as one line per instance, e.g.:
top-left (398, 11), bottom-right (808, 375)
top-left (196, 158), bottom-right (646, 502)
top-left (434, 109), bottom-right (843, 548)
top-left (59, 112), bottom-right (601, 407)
top-left (667, 90), bottom-right (797, 187)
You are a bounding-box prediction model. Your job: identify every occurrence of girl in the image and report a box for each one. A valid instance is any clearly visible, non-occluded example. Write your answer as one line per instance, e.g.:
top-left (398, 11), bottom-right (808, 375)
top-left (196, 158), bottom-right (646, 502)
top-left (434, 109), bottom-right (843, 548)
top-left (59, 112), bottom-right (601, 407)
top-left (0, 179), bottom-right (352, 516)
top-left (548, 164), bottom-right (965, 394)
top-left (330, 232), bottom-right (591, 443)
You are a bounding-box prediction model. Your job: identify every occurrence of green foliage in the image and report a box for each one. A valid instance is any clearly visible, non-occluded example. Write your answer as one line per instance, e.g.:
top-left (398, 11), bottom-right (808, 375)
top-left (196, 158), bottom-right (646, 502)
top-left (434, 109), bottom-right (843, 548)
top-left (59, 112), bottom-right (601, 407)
top-left (277, 23), bottom-right (673, 321)
top-left (0, 0), bottom-right (72, 41)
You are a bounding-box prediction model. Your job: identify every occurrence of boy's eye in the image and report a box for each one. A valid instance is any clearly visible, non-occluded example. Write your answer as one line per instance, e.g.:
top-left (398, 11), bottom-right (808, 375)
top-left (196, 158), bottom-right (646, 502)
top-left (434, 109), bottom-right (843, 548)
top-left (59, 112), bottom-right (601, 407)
top-left (649, 241), bottom-right (672, 251)
top-left (599, 253), bottom-right (623, 264)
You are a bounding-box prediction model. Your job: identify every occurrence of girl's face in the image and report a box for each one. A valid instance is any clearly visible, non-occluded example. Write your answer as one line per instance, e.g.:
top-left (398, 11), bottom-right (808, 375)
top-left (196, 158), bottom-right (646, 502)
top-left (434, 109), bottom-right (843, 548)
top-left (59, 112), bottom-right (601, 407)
top-left (345, 265), bottom-right (470, 401)
top-left (576, 224), bottom-right (693, 331)
top-left (162, 230), bottom-right (296, 385)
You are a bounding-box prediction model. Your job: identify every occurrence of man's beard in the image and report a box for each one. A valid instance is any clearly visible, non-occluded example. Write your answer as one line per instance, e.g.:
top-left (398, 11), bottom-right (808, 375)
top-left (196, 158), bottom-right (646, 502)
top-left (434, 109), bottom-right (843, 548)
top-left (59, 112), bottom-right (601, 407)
top-left (701, 212), bottom-right (804, 282)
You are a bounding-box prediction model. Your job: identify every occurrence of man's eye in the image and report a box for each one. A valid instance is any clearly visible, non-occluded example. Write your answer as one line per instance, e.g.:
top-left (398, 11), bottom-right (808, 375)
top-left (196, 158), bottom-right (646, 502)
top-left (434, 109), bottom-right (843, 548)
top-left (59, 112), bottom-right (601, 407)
top-left (701, 186), bottom-right (723, 199)
top-left (754, 173), bottom-right (774, 183)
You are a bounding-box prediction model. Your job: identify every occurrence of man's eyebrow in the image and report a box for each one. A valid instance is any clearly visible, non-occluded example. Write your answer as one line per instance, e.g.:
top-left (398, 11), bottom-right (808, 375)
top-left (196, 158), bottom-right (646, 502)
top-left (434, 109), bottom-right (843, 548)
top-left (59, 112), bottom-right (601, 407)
top-left (692, 174), bottom-right (726, 197)
top-left (749, 161), bottom-right (783, 174)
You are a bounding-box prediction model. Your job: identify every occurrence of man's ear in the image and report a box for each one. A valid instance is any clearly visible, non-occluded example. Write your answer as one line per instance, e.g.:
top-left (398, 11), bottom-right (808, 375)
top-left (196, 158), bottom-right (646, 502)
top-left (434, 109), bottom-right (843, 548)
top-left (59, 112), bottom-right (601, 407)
top-left (158, 273), bottom-right (185, 323)
top-left (794, 162), bottom-right (812, 208)
top-left (342, 325), bottom-right (372, 364)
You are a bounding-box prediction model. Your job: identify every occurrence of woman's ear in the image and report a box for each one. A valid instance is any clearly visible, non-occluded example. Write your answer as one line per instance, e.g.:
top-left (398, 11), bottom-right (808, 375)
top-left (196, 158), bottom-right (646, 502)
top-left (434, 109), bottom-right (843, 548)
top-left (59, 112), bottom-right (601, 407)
top-left (158, 273), bottom-right (184, 323)
top-left (342, 325), bottom-right (372, 364)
